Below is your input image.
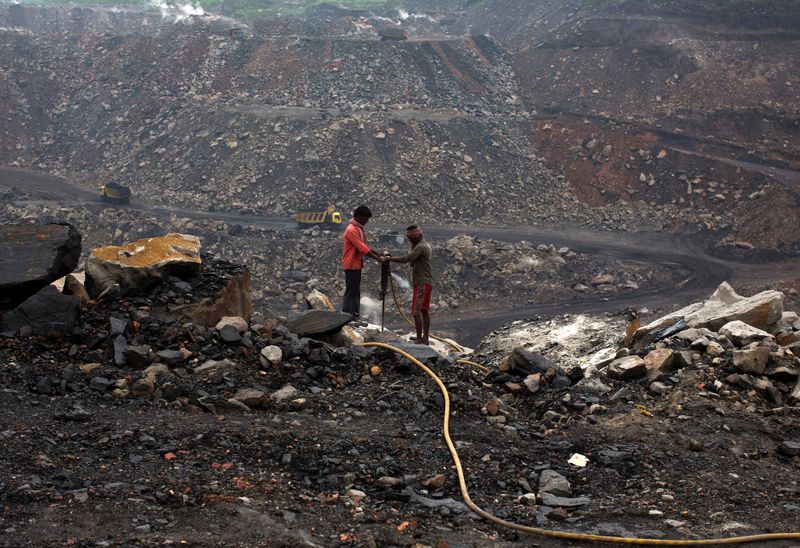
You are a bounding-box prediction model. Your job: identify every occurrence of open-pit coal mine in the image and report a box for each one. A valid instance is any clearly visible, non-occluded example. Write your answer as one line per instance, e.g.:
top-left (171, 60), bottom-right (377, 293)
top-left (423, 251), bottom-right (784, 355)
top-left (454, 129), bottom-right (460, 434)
top-left (1, 1), bottom-right (800, 546)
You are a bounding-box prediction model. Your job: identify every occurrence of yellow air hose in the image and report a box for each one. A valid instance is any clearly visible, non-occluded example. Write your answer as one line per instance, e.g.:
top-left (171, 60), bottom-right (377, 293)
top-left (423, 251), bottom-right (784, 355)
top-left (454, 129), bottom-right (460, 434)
top-left (386, 275), bottom-right (489, 374)
top-left (358, 341), bottom-right (800, 545)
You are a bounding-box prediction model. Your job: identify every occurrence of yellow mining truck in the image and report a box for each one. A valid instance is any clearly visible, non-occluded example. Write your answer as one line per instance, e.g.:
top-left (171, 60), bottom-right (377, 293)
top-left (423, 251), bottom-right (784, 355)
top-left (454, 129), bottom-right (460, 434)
top-left (99, 182), bottom-right (131, 205)
top-left (296, 206), bottom-right (343, 230)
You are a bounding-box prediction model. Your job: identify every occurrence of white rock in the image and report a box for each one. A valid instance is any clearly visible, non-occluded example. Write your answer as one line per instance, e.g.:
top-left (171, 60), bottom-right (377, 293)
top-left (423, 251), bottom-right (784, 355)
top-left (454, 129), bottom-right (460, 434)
top-left (719, 320), bottom-right (774, 346)
top-left (215, 316), bottom-right (248, 333)
top-left (523, 373), bottom-right (541, 393)
top-left (272, 384), bottom-right (298, 403)
top-left (634, 282), bottom-right (783, 342)
top-left (260, 345), bottom-right (283, 367)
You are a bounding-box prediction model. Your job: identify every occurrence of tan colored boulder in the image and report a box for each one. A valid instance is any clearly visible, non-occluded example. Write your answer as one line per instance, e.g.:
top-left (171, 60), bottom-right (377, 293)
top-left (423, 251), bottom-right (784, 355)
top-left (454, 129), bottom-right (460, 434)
top-left (634, 282), bottom-right (783, 343)
top-left (85, 233), bottom-right (201, 298)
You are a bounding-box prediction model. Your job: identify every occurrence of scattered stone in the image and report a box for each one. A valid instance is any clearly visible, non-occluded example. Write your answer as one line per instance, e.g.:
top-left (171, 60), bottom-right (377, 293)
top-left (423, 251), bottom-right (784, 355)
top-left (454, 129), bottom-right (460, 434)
top-left (195, 359), bottom-right (237, 376)
top-left (607, 356), bottom-right (646, 380)
top-left (157, 349), bottom-right (186, 366)
top-left (509, 347), bottom-right (554, 375)
top-left (634, 282), bottom-right (783, 342)
top-left (538, 469), bottom-right (571, 497)
top-left (422, 474), bottom-right (446, 489)
top-left (63, 273), bottom-right (90, 306)
top-left (523, 373), bottom-right (541, 393)
top-left (539, 494), bottom-right (590, 508)
top-left (219, 324), bottom-right (242, 343)
top-left (232, 388), bottom-right (268, 408)
top-left (109, 317), bottom-right (127, 337)
top-left (215, 316), bottom-right (248, 333)
top-left (260, 345), bottom-right (283, 367)
top-left (89, 377), bottom-right (112, 392)
top-left (591, 274), bottom-right (615, 286)
top-left (306, 289), bottom-right (334, 310)
top-left (286, 310), bottom-right (352, 338)
top-left (644, 348), bottom-right (674, 372)
top-left (719, 321), bottom-right (774, 346)
top-left (174, 268), bottom-right (253, 327)
top-left (272, 384), bottom-right (298, 403)
top-left (649, 381), bottom-right (671, 395)
top-left (376, 476), bottom-right (404, 488)
top-left (732, 347), bottom-right (771, 375)
top-left (126, 345), bottom-right (153, 369)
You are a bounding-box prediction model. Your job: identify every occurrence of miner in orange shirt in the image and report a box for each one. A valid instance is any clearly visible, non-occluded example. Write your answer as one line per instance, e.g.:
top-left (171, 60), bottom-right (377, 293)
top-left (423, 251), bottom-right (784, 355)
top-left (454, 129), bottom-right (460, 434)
top-left (342, 205), bottom-right (383, 318)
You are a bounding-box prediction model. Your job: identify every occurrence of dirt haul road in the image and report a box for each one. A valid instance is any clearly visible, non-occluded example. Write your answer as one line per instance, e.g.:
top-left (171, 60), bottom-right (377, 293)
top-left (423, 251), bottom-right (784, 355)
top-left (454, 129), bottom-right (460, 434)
top-left (3, 165), bottom-right (797, 344)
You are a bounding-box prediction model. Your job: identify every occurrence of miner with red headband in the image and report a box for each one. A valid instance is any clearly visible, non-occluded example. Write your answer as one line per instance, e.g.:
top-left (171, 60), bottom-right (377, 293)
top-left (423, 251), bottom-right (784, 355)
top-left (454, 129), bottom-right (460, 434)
top-left (386, 225), bottom-right (433, 345)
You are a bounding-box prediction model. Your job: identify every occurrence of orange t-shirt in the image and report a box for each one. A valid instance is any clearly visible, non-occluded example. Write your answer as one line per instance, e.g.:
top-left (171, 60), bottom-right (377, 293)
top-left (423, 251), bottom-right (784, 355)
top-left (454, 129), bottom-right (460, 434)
top-left (342, 220), bottom-right (372, 270)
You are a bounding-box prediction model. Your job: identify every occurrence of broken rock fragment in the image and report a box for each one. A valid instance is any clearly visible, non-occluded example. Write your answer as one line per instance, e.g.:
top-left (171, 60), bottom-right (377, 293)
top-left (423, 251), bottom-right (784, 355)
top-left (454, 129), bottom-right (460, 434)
top-left (538, 469), bottom-right (571, 497)
top-left (732, 347), bottom-right (771, 375)
top-left (607, 356), bottom-right (646, 380)
top-left (719, 320), bottom-right (774, 347)
top-left (2, 285), bottom-right (80, 336)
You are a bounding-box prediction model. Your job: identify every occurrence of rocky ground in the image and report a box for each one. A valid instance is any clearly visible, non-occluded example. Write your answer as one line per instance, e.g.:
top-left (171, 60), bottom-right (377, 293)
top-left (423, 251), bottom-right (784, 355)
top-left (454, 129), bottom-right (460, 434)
top-left (1, 230), bottom-right (800, 547)
top-left (0, 197), bottom-right (677, 329)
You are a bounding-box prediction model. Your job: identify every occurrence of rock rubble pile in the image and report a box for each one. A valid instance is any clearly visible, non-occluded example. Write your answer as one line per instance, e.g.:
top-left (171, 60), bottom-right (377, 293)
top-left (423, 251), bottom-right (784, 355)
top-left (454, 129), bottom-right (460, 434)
top-left (2, 226), bottom-right (799, 545)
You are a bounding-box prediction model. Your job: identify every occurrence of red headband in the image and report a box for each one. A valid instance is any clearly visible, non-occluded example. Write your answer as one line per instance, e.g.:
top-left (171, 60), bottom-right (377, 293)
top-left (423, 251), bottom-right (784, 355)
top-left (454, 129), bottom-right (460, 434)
top-left (406, 227), bottom-right (423, 238)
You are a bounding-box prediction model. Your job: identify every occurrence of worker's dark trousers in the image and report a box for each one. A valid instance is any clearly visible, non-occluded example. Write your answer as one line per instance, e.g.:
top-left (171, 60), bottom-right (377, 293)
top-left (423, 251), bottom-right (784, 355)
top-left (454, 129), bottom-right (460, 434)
top-left (342, 269), bottom-right (362, 317)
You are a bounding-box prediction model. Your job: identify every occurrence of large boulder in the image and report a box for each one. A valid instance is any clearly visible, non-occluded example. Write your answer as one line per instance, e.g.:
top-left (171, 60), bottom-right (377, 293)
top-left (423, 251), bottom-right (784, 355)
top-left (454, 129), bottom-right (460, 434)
top-left (85, 233), bottom-right (201, 298)
top-left (633, 282), bottom-right (783, 344)
top-left (0, 223), bottom-right (81, 310)
top-left (2, 285), bottom-right (80, 336)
